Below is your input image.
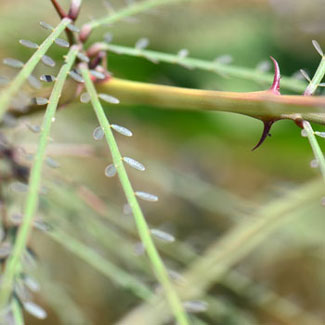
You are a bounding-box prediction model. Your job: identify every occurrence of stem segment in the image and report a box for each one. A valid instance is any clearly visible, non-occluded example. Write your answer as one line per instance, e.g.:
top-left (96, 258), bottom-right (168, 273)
top-left (0, 46), bottom-right (78, 310)
top-left (0, 18), bottom-right (71, 121)
top-left (80, 65), bottom-right (189, 325)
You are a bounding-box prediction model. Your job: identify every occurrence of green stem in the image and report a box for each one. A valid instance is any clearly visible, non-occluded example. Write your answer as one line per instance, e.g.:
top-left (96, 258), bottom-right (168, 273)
top-left (0, 46), bottom-right (78, 309)
top-left (103, 43), bottom-right (306, 93)
top-left (97, 78), bottom-right (325, 124)
top-left (87, 0), bottom-right (190, 30)
top-left (12, 299), bottom-right (24, 325)
top-left (0, 18), bottom-right (71, 121)
top-left (303, 121), bottom-right (325, 184)
top-left (302, 49), bottom-right (325, 185)
top-left (304, 56), bottom-right (325, 96)
top-left (80, 65), bottom-right (189, 325)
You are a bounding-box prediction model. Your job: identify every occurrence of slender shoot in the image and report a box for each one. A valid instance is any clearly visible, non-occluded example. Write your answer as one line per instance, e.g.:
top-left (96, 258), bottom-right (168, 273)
top-left (0, 18), bottom-right (71, 120)
top-left (80, 65), bottom-right (189, 325)
top-left (0, 46), bottom-right (79, 309)
top-left (103, 43), bottom-right (306, 92)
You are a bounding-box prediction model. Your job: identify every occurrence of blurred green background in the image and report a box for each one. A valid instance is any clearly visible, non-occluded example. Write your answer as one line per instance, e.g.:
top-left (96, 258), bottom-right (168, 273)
top-left (0, 0), bottom-right (324, 324)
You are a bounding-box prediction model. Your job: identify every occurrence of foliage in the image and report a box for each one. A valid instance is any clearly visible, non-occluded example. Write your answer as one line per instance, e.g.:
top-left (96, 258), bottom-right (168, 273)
top-left (0, 0), bottom-right (324, 324)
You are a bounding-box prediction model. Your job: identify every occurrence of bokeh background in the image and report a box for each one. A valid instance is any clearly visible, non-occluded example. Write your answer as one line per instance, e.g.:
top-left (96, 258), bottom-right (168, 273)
top-left (0, 0), bottom-right (324, 324)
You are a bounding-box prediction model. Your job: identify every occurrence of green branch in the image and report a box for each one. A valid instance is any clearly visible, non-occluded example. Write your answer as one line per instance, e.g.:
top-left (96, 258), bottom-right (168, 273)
top-left (303, 121), bottom-right (325, 184)
top-left (97, 78), bottom-right (325, 124)
top-left (12, 299), bottom-right (24, 325)
top-left (302, 44), bottom-right (325, 185)
top-left (0, 46), bottom-right (78, 309)
top-left (0, 18), bottom-right (71, 121)
top-left (87, 0), bottom-right (190, 30)
top-left (103, 43), bottom-right (306, 93)
top-left (80, 65), bottom-right (190, 325)
top-left (304, 55), bottom-right (325, 96)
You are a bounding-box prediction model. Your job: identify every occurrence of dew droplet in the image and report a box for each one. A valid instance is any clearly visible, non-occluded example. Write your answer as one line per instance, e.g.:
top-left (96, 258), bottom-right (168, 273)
top-left (69, 70), bottom-right (84, 83)
top-left (312, 40), bottom-right (323, 56)
top-left (135, 191), bottom-right (158, 202)
top-left (292, 70), bottom-right (305, 80)
top-left (310, 159), bottom-right (319, 168)
top-left (123, 157), bottom-right (145, 171)
top-left (150, 229), bottom-right (175, 242)
top-left (23, 302), bottom-right (47, 319)
top-left (2, 113), bottom-right (18, 128)
top-left (0, 242), bottom-right (12, 259)
top-left (40, 21), bottom-right (54, 31)
top-left (93, 126), bottom-right (104, 140)
top-left (167, 269), bottom-right (185, 283)
top-left (301, 129), bottom-right (308, 137)
top-left (77, 52), bottom-right (90, 63)
top-left (98, 93), bottom-right (119, 104)
top-left (3, 58), bottom-right (24, 69)
top-left (11, 92), bottom-right (30, 112)
top-left (256, 60), bottom-right (271, 72)
top-left (183, 300), bottom-right (208, 313)
top-left (19, 39), bottom-right (39, 49)
top-left (111, 124), bottom-right (132, 137)
top-left (46, 157), bottom-right (60, 168)
top-left (11, 182), bottom-right (28, 193)
top-left (40, 74), bottom-right (56, 82)
top-left (215, 54), bottom-right (233, 65)
top-left (134, 242), bottom-right (145, 256)
top-left (314, 131), bottom-right (325, 138)
top-left (55, 38), bottom-right (70, 48)
top-left (26, 123), bottom-right (41, 133)
top-left (24, 276), bottom-right (40, 292)
top-left (0, 75), bottom-right (9, 86)
top-left (28, 75), bottom-right (41, 89)
top-left (321, 197), bottom-right (325, 207)
top-left (104, 32), bottom-right (113, 43)
top-left (34, 219), bottom-right (51, 232)
top-left (80, 92), bottom-right (91, 103)
top-left (10, 213), bottom-right (22, 225)
top-left (41, 55), bottom-right (56, 67)
top-left (90, 70), bottom-right (106, 80)
top-left (34, 97), bottom-right (48, 105)
top-left (319, 82), bottom-right (325, 87)
top-left (300, 69), bottom-right (311, 82)
top-left (105, 164), bottom-right (117, 177)
top-left (177, 48), bottom-right (189, 59)
top-left (67, 23), bottom-right (80, 33)
top-left (135, 38), bottom-right (149, 50)
top-left (123, 203), bottom-right (132, 215)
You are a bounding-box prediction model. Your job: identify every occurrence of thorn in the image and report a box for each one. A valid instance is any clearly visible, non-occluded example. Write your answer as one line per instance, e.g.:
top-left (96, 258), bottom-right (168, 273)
top-left (252, 120), bottom-right (274, 151)
top-left (269, 56), bottom-right (281, 95)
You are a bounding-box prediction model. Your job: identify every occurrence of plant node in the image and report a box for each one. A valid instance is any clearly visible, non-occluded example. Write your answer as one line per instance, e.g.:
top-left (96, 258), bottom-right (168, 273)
top-left (252, 56), bottom-right (281, 150)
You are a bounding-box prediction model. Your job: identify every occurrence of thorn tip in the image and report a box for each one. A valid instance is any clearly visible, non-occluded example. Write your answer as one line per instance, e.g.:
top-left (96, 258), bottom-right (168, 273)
top-left (269, 56), bottom-right (281, 95)
top-left (252, 120), bottom-right (274, 151)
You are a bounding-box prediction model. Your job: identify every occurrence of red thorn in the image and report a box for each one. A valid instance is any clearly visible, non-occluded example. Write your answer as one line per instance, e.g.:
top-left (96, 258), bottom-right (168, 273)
top-left (251, 120), bottom-right (274, 151)
top-left (269, 56), bottom-right (281, 95)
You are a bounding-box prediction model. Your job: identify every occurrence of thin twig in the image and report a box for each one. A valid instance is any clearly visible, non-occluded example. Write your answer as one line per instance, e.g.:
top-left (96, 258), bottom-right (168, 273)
top-left (0, 46), bottom-right (79, 310)
top-left (0, 18), bottom-right (72, 121)
top-left (80, 65), bottom-right (190, 325)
